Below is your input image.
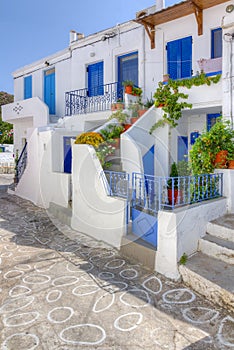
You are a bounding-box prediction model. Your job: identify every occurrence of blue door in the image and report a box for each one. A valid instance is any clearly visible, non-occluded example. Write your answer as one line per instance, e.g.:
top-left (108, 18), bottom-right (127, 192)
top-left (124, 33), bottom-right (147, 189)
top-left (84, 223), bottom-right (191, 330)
top-left (24, 76), bottom-right (32, 99)
top-left (63, 137), bottom-right (75, 173)
top-left (118, 52), bottom-right (138, 87)
top-left (207, 113), bottom-right (221, 131)
top-left (178, 136), bottom-right (188, 162)
top-left (167, 37), bottom-right (192, 79)
top-left (87, 62), bottom-right (104, 97)
top-left (44, 68), bottom-right (55, 115)
top-left (143, 145), bottom-right (154, 176)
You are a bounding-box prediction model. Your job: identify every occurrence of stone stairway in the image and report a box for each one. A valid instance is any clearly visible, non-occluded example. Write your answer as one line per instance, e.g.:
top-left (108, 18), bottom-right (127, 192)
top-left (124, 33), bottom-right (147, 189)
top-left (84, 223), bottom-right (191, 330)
top-left (179, 213), bottom-right (234, 313)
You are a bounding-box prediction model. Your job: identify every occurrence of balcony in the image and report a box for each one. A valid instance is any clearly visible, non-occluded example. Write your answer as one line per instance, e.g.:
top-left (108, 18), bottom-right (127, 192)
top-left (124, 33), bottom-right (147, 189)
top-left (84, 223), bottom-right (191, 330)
top-left (65, 82), bottom-right (123, 116)
top-left (197, 57), bottom-right (222, 75)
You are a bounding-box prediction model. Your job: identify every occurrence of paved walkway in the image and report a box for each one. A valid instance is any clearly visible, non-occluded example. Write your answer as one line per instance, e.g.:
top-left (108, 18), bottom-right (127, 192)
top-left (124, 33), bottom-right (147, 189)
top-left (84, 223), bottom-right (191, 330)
top-left (0, 178), bottom-right (234, 349)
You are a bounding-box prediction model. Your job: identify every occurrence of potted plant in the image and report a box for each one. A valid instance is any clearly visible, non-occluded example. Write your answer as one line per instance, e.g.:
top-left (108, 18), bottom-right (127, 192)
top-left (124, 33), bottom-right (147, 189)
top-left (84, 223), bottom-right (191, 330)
top-left (108, 109), bottom-right (131, 131)
top-left (132, 86), bottom-right (143, 97)
top-left (190, 118), bottom-right (234, 174)
top-left (99, 123), bottom-right (124, 148)
top-left (122, 80), bottom-right (134, 94)
top-left (167, 162), bottom-right (182, 205)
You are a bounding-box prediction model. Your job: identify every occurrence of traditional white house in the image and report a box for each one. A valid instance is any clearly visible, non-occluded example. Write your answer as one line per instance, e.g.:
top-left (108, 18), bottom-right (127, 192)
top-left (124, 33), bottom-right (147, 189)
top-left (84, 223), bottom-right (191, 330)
top-left (2, 0), bottom-right (234, 286)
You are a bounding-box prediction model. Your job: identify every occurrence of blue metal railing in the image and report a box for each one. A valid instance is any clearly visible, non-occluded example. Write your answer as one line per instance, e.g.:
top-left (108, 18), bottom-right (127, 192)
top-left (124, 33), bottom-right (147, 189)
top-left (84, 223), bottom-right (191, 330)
top-left (15, 142), bottom-right (28, 183)
top-left (65, 82), bottom-right (123, 116)
top-left (103, 171), bottom-right (223, 212)
top-left (103, 171), bottom-right (130, 199)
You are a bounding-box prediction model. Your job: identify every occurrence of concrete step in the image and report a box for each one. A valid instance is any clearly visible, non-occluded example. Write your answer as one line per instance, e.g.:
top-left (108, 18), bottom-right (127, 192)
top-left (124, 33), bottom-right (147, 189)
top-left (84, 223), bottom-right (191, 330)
top-left (48, 202), bottom-right (72, 226)
top-left (207, 214), bottom-right (234, 243)
top-left (198, 234), bottom-right (234, 265)
top-left (179, 252), bottom-right (234, 313)
top-left (121, 233), bottom-right (156, 270)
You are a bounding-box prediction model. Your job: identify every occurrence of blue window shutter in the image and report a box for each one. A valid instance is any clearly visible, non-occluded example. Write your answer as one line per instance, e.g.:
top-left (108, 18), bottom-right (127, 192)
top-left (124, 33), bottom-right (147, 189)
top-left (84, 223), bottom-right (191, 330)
top-left (24, 76), bottom-right (32, 99)
top-left (167, 39), bottom-right (180, 80)
top-left (211, 28), bottom-right (222, 58)
top-left (181, 36), bottom-right (192, 78)
top-left (88, 62), bottom-right (104, 97)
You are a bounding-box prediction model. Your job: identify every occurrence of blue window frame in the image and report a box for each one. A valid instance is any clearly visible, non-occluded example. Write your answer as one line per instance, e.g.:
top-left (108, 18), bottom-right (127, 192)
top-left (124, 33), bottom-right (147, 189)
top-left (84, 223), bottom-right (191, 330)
top-left (118, 52), bottom-right (138, 87)
top-left (207, 113), bottom-right (221, 131)
top-left (211, 28), bottom-right (222, 59)
top-left (167, 36), bottom-right (192, 80)
top-left (87, 61), bottom-right (104, 97)
top-left (24, 76), bottom-right (32, 99)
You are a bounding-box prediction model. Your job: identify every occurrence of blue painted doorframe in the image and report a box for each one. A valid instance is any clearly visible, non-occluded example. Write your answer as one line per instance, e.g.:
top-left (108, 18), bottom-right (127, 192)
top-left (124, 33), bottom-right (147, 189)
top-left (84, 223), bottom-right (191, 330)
top-left (44, 68), bottom-right (55, 115)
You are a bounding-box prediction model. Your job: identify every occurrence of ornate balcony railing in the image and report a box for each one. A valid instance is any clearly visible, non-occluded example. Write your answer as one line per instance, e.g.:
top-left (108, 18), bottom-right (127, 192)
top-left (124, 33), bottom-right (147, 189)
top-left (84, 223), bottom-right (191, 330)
top-left (15, 142), bottom-right (27, 183)
top-left (65, 82), bottom-right (123, 116)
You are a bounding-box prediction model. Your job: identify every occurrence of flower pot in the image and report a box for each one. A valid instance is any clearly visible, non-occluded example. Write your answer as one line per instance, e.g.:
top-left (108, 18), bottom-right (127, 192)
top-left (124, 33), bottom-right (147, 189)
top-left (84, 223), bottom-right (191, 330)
top-left (123, 124), bottom-right (132, 132)
top-left (214, 150), bottom-right (228, 168)
top-left (111, 103), bottom-right (117, 111)
top-left (138, 109), bottom-right (147, 117)
top-left (110, 138), bottom-right (120, 149)
top-left (125, 85), bottom-right (133, 94)
top-left (167, 189), bottom-right (182, 205)
top-left (228, 159), bottom-right (234, 169)
top-left (131, 117), bottom-right (139, 124)
top-left (163, 74), bottom-right (170, 82)
top-left (116, 102), bottom-right (124, 110)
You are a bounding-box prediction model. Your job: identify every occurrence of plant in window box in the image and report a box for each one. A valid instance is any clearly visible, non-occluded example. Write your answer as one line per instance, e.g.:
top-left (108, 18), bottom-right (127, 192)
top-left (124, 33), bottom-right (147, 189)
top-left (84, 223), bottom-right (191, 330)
top-left (122, 80), bottom-right (134, 94)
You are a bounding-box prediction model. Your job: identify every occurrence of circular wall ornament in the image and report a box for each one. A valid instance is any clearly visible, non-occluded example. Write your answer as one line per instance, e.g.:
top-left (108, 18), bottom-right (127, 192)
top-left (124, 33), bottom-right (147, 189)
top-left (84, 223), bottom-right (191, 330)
top-left (226, 4), bottom-right (234, 13)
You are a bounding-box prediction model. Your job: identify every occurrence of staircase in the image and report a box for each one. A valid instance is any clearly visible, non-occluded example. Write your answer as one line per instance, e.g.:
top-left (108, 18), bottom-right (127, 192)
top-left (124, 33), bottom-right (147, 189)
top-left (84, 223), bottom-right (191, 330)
top-left (179, 214), bottom-right (234, 312)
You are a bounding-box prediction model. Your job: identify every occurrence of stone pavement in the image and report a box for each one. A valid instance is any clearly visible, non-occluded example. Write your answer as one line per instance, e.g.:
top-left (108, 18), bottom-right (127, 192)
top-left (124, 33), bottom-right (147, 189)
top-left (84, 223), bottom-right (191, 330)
top-left (0, 177), bottom-right (234, 349)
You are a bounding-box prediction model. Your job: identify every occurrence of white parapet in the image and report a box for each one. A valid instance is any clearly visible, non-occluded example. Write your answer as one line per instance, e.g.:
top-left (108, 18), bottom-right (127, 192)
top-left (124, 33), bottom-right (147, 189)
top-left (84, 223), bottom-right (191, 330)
top-left (71, 144), bottom-right (127, 248)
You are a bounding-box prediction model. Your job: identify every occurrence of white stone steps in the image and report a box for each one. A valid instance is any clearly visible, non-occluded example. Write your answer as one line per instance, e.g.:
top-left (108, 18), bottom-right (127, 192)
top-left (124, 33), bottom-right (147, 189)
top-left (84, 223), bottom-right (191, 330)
top-left (179, 252), bottom-right (234, 312)
top-left (207, 214), bottom-right (234, 243)
top-left (198, 234), bottom-right (234, 265)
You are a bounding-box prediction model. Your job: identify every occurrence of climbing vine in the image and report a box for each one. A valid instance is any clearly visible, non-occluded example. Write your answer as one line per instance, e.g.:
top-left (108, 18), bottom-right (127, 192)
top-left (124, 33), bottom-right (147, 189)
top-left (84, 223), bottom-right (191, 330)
top-left (150, 72), bottom-right (221, 134)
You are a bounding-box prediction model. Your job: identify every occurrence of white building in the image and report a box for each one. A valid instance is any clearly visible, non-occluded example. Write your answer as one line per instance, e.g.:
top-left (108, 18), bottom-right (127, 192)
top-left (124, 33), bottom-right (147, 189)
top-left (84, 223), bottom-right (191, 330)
top-left (2, 0), bottom-right (234, 280)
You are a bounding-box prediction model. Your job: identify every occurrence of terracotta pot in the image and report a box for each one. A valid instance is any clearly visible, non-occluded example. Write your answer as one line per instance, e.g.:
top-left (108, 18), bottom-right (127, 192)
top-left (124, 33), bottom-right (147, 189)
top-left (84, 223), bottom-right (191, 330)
top-left (167, 189), bottom-right (183, 205)
top-left (125, 86), bottom-right (133, 94)
top-left (123, 124), bottom-right (132, 132)
top-left (110, 138), bottom-right (120, 149)
top-left (214, 150), bottom-right (228, 168)
top-left (228, 159), bottom-right (234, 169)
top-left (131, 117), bottom-right (139, 124)
top-left (116, 102), bottom-right (124, 110)
top-left (138, 109), bottom-right (147, 117)
top-left (111, 103), bottom-right (117, 111)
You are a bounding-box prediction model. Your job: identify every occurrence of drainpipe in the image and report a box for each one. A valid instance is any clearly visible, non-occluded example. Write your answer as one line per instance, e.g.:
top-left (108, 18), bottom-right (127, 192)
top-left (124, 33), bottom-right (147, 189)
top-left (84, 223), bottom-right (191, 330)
top-left (224, 32), bottom-right (234, 128)
top-left (142, 26), bottom-right (146, 99)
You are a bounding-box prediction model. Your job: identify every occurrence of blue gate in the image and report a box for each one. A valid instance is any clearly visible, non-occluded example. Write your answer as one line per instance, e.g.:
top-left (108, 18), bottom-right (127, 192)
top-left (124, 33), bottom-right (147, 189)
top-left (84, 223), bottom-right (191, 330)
top-left (131, 173), bottom-right (159, 248)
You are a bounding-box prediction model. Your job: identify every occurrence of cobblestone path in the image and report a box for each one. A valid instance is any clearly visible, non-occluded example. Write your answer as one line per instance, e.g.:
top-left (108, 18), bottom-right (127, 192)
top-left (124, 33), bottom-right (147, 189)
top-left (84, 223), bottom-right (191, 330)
top-left (0, 190), bottom-right (234, 349)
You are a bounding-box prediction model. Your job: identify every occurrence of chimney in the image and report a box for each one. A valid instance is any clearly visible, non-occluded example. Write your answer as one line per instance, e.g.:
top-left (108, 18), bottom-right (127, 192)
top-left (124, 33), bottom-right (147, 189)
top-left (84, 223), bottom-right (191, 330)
top-left (70, 30), bottom-right (77, 44)
top-left (156, 0), bottom-right (165, 12)
top-left (69, 30), bottom-right (84, 44)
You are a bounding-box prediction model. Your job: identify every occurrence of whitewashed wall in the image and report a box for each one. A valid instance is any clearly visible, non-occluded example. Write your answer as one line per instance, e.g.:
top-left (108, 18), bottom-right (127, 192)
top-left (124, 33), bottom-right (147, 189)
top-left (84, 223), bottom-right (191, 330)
top-left (71, 144), bottom-right (127, 248)
top-left (155, 198), bottom-right (227, 279)
top-left (14, 128), bottom-right (71, 209)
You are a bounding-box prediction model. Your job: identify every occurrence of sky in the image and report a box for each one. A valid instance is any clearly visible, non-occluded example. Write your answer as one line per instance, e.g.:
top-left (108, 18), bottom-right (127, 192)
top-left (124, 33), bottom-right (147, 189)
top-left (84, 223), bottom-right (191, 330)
top-left (0, 0), bottom-right (179, 94)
